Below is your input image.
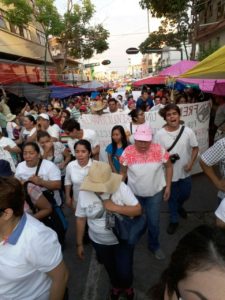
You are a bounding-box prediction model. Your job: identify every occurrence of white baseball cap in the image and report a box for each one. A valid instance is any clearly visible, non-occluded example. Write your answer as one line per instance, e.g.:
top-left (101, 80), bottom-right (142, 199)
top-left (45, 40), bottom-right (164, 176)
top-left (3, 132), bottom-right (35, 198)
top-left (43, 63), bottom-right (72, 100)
top-left (38, 113), bottom-right (49, 121)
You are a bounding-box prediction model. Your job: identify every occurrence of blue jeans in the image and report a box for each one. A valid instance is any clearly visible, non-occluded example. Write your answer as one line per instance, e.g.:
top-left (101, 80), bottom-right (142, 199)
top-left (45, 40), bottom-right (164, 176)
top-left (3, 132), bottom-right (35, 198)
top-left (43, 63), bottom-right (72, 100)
top-left (92, 241), bottom-right (134, 289)
top-left (169, 176), bottom-right (192, 223)
top-left (136, 190), bottom-right (163, 251)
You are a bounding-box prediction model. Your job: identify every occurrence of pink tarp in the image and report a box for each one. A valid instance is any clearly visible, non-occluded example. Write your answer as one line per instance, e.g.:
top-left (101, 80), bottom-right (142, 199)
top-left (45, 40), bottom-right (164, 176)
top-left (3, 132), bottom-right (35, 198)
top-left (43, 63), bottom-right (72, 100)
top-left (177, 78), bottom-right (225, 93)
top-left (159, 60), bottom-right (198, 77)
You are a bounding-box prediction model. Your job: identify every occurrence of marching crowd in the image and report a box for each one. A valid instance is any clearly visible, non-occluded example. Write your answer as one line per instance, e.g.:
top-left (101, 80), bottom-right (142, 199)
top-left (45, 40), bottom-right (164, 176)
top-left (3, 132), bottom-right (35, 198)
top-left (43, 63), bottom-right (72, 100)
top-left (1, 88), bottom-right (225, 300)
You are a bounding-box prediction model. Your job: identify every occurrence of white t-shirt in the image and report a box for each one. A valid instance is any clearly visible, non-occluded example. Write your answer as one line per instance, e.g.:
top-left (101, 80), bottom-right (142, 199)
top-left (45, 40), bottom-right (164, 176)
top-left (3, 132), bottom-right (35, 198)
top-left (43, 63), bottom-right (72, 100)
top-left (0, 136), bottom-right (17, 148)
top-left (154, 125), bottom-right (198, 182)
top-left (0, 136), bottom-right (18, 165)
top-left (22, 127), bottom-right (36, 140)
top-left (76, 182), bottom-right (138, 245)
top-left (6, 121), bottom-right (17, 139)
top-left (15, 159), bottom-right (62, 205)
top-left (0, 213), bottom-right (62, 300)
top-left (65, 159), bottom-right (92, 204)
top-left (47, 124), bottom-right (61, 140)
top-left (120, 144), bottom-right (169, 197)
top-left (68, 129), bottom-right (99, 156)
top-left (215, 198), bottom-right (225, 222)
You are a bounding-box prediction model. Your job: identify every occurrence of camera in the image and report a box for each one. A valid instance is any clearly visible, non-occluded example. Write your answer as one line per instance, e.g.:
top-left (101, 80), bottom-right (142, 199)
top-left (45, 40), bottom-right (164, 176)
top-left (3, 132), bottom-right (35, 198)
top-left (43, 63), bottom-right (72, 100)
top-left (170, 153), bottom-right (180, 164)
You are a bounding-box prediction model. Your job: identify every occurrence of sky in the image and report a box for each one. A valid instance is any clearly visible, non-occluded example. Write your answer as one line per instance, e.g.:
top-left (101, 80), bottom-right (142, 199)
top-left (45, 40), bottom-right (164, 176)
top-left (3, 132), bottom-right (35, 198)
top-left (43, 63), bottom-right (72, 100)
top-left (55, 0), bottom-right (161, 75)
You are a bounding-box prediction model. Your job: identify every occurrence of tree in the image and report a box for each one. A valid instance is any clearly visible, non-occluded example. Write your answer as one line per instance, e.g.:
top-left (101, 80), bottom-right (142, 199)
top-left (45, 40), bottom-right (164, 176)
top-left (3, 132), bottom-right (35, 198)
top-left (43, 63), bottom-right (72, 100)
top-left (61, 0), bottom-right (109, 70)
top-left (0, 0), bottom-right (109, 81)
top-left (139, 0), bottom-right (205, 60)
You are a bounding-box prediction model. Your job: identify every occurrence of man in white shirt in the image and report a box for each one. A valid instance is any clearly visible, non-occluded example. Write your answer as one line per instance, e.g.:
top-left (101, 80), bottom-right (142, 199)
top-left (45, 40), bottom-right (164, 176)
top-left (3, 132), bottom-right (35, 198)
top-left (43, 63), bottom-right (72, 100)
top-left (154, 104), bottom-right (199, 235)
top-left (62, 118), bottom-right (100, 160)
top-left (37, 113), bottom-right (60, 141)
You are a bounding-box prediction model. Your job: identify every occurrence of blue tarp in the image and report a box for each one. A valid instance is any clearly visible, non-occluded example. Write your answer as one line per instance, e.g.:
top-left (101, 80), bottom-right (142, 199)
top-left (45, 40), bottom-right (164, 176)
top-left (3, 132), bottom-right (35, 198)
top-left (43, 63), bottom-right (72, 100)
top-left (49, 86), bottom-right (89, 99)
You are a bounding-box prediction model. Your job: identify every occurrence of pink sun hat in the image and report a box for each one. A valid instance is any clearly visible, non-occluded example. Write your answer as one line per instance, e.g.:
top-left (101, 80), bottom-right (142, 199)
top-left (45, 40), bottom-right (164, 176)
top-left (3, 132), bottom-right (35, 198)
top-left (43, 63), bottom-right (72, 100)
top-left (134, 124), bottom-right (152, 142)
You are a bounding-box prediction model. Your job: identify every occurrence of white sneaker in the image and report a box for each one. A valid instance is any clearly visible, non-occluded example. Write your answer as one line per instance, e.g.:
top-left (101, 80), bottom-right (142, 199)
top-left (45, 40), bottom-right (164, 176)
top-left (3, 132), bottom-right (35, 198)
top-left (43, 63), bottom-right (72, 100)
top-left (153, 248), bottom-right (165, 260)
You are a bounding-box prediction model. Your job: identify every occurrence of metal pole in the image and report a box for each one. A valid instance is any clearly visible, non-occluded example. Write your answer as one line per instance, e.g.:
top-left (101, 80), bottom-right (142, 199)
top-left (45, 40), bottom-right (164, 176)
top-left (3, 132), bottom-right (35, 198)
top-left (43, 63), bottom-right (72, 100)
top-left (180, 48), bottom-right (183, 60)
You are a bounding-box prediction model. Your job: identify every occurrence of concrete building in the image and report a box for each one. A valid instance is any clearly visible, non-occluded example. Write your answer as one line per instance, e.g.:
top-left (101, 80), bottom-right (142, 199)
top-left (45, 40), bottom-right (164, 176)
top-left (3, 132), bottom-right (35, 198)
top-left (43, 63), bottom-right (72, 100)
top-left (196, 0), bottom-right (225, 51)
top-left (48, 36), bottom-right (85, 85)
top-left (0, 2), bottom-right (57, 85)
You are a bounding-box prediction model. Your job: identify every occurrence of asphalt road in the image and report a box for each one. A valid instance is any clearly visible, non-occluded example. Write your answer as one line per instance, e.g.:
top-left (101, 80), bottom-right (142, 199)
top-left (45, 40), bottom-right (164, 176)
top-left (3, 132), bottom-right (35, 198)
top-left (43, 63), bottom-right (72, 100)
top-left (63, 173), bottom-right (218, 300)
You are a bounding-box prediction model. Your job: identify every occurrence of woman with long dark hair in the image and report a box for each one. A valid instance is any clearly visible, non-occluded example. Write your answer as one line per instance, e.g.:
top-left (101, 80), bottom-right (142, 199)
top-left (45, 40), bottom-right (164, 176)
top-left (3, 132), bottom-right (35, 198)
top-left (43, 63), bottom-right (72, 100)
top-left (106, 125), bottom-right (128, 174)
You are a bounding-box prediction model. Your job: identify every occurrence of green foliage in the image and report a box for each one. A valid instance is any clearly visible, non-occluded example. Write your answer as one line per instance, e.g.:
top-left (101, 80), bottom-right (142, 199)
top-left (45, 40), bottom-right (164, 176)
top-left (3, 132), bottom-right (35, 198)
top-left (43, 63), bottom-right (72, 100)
top-left (0, 0), bottom-right (109, 61)
top-left (62, 1), bottom-right (109, 60)
top-left (1, 0), bottom-right (33, 25)
top-left (139, 17), bottom-right (187, 53)
top-left (35, 0), bottom-right (64, 36)
top-left (139, 0), bottom-right (205, 58)
top-left (197, 43), bottom-right (220, 61)
top-left (139, 0), bottom-right (187, 17)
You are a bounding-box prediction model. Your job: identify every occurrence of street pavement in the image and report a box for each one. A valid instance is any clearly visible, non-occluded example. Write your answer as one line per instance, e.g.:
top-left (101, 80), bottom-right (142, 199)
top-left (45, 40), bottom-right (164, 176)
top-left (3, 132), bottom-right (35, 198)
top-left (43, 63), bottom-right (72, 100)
top-left (63, 173), bottom-right (217, 300)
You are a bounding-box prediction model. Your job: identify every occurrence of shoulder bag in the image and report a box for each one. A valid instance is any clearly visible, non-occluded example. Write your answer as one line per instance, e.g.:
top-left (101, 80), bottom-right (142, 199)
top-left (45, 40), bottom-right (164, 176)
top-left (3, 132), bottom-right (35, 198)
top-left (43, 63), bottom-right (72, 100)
top-left (95, 193), bottom-right (146, 245)
top-left (24, 159), bottom-right (68, 245)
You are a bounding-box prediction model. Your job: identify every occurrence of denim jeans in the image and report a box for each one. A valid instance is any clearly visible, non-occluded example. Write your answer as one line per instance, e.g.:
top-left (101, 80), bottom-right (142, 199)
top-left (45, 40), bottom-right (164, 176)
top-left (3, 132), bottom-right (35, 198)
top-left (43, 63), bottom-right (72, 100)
top-left (136, 190), bottom-right (163, 251)
top-left (168, 176), bottom-right (192, 223)
top-left (92, 241), bottom-right (134, 289)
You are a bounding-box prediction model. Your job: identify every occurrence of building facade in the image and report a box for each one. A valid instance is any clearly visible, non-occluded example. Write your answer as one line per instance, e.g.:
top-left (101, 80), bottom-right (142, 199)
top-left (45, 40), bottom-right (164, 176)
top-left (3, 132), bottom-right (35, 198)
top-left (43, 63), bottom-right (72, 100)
top-left (0, 2), bottom-right (57, 85)
top-left (196, 0), bottom-right (225, 51)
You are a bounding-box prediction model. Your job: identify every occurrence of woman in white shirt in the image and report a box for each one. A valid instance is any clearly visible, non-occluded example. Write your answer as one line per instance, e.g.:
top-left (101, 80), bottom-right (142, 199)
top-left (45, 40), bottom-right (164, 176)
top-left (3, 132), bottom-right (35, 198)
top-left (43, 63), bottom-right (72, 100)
top-left (15, 142), bottom-right (62, 206)
top-left (0, 176), bottom-right (68, 300)
top-left (76, 161), bottom-right (142, 300)
top-left (16, 115), bottom-right (37, 145)
top-left (65, 139), bottom-right (93, 209)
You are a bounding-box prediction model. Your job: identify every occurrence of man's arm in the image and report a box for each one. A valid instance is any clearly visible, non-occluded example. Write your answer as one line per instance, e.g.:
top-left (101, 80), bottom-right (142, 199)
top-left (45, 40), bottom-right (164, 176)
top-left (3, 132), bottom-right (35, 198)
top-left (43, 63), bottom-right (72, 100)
top-left (47, 260), bottom-right (69, 300)
top-left (200, 159), bottom-right (225, 192)
top-left (184, 146), bottom-right (199, 172)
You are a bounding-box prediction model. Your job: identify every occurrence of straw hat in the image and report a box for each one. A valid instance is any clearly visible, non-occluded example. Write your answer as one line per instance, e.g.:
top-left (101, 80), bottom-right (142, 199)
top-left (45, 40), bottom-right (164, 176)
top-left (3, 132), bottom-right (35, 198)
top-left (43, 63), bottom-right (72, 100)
top-left (6, 113), bottom-right (16, 122)
top-left (91, 100), bottom-right (104, 112)
top-left (80, 161), bottom-right (122, 193)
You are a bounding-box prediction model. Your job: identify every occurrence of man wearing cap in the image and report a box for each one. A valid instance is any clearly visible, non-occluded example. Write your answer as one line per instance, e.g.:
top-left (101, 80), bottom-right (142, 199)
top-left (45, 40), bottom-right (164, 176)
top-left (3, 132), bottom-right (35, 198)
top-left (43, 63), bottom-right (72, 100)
top-left (37, 113), bottom-right (60, 141)
top-left (120, 124), bottom-right (173, 260)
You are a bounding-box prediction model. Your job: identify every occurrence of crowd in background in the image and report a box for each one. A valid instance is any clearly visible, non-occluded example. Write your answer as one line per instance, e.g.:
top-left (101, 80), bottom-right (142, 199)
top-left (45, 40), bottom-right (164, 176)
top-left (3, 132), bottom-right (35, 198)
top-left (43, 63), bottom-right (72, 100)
top-left (1, 86), bottom-right (225, 300)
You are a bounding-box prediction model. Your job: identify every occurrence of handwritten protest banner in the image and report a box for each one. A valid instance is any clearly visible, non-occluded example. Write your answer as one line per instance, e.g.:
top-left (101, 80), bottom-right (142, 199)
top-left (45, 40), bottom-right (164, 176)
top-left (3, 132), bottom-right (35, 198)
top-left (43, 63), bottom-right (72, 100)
top-left (80, 101), bottom-right (211, 173)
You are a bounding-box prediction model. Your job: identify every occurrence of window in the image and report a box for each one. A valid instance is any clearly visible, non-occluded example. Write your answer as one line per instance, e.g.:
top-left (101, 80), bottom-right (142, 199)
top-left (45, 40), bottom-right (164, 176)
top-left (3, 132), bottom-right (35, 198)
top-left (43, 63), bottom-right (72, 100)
top-left (10, 24), bottom-right (20, 35)
top-left (217, 1), bottom-right (225, 19)
top-left (36, 30), bottom-right (46, 46)
top-left (208, 1), bottom-right (213, 17)
top-left (23, 28), bottom-right (31, 40)
top-left (0, 10), bottom-right (6, 29)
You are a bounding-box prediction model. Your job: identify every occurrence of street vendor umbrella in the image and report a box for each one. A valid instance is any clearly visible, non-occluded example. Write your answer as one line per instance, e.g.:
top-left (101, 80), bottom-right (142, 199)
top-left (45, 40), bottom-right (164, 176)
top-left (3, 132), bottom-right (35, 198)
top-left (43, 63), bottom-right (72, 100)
top-left (4, 82), bottom-right (50, 103)
top-left (180, 45), bottom-right (225, 79)
top-left (80, 80), bottom-right (104, 90)
top-left (132, 76), bottom-right (166, 87)
top-left (159, 60), bottom-right (198, 77)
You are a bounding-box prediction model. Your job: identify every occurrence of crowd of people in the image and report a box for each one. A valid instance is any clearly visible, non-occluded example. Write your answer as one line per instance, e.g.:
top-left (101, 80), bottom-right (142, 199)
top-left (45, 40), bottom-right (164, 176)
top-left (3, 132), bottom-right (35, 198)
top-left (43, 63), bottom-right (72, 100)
top-left (0, 86), bottom-right (225, 300)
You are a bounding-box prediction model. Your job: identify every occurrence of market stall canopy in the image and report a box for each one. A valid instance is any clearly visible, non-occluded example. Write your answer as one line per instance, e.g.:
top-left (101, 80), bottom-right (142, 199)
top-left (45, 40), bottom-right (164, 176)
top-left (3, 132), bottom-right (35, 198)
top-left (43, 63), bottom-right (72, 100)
top-left (177, 78), bottom-right (225, 93)
top-left (80, 80), bottom-right (104, 90)
top-left (132, 76), bottom-right (165, 87)
top-left (180, 46), bottom-right (225, 79)
top-left (159, 60), bottom-right (198, 77)
top-left (49, 86), bottom-right (88, 99)
top-left (3, 82), bottom-right (50, 103)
